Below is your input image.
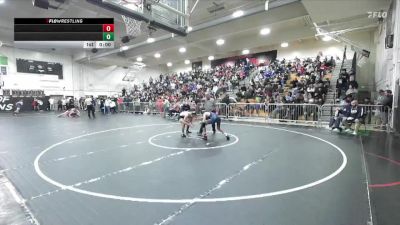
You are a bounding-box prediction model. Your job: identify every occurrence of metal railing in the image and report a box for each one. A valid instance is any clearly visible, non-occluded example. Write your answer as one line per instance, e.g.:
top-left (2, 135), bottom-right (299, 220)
top-left (117, 102), bottom-right (162, 115)
top-left (227, 103), bottom-right (320, 126)
top-left (216, 103), bottom-right (229, 118)
top-left (114, 101), bottom-right (393, 132)
top-left (266, 103), bottom-right (320, 126)
top-left (228, 103), bottom-right (266, 119)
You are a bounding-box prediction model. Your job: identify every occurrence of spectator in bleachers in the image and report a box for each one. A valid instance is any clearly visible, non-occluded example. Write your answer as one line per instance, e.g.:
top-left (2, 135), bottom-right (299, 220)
top-left (285, 92), bottom-right (294, 103)
top-left (348, 75), bottom-right (358, 89)
top-left (336, 74), bottom-right (348, 100)
top-left (119, 53), bottom-right (339, 119)
top-left (345, 84), bottom-right (358, 99)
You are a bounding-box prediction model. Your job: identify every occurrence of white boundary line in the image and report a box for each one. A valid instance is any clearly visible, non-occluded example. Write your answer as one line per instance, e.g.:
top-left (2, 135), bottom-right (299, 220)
top-left (3, 176), bottom-right (40, 225)
top-left (359, 136), bottom-right (374, 225)
top-left (155, 150), bottom-right (277, 225)
top-left (34, 123), bottom-right (347, 203)
top-left (148, 131), bottom-right (239, 150)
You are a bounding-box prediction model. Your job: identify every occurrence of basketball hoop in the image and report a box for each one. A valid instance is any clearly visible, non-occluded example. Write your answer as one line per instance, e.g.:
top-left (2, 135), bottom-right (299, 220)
top-left (123, 62), bottom-right (146, 82)
top-left (122, 16), bottom-right (143, 37)
top-left (119, 0), bottom-right (144, 37)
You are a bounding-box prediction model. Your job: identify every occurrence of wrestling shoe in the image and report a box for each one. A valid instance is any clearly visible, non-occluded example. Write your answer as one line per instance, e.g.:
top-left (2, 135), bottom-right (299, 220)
top-left (202, 135), bottom-right (208, 141)
top-left (181, 134), bottom-right (186, 138)
top-left (226, 135), bottom-right (230, 141)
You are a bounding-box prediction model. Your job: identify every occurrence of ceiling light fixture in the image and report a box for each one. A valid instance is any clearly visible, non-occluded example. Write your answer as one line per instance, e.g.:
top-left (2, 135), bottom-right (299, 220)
top-left (147, 37), bottom-right (155, 43)
top-left (232, 10), bottom-right (244, 18)
top-left (120, 46), bottom-right (129, 51)
top-left (0, 0), bottom-right (5, 4)
top-left (208, 56), bottom-right (215, 60)
top-left (281, 42), bottom-right (289, 48)
top-left (184, 59), bottom-right (190, 64)
top-left (179, 47), bottom-right (186, 53)
top-left (154, 53), bottom-right (161, 58)
top-left (167, 62), bottom-right (173, 67)
top-left (242, 49), bottom-right (250, 55)
top-left (136, 57), bottom-right (143, 62)
top-left (265, 0), bottom-right (269, 11)
top-left (216, 39), bottom-right (225, 46)
top-left (322, 35), bottom-right (332, 42)
top-left (187, 26), bottom-right (193, 32)
top-left (260, 28), bottom-right (271, 35)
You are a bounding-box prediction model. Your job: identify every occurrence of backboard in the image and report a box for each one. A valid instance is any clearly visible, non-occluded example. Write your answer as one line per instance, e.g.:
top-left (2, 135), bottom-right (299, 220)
top-left (87, 0), bottom-right (189, 36)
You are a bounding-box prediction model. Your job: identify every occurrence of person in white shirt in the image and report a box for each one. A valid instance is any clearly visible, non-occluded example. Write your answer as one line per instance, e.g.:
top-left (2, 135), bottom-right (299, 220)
top-left (85, 96), bottom-right (95, 119)
top-left (110, 100), bottom-right (116, 114)
top-left (105, 98), bottom-right (111, 115)
top-left (179, 111), bottom-right (193, 137)
top-left (61, 98), bottom-right (67, 110)
top-left (49, 98), bottom-right (54, 111)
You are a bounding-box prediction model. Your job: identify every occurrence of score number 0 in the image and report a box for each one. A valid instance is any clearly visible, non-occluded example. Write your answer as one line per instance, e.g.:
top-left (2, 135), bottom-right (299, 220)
top-left (103, 24), bottom-right (114, 32)
top-left (102, 24), bottom-right (114, 41)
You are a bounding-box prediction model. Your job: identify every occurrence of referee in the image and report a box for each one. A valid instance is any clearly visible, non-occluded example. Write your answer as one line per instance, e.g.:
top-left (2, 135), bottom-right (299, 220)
top-left (85, 96), bottom-right (95, 119)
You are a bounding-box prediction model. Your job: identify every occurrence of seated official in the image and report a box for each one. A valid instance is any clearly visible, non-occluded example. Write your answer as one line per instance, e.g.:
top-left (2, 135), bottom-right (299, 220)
top-left (332, 100), bottom-right (364, 135)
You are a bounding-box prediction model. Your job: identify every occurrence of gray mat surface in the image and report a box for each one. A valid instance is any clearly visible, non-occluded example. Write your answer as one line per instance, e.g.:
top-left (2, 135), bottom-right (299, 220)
top-left (0, 113), bottom-right (371, 225)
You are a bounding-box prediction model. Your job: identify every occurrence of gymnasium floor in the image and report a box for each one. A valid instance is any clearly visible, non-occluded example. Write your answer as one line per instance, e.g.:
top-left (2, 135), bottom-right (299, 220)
top-left (0, 112), bottom-right (392, 225)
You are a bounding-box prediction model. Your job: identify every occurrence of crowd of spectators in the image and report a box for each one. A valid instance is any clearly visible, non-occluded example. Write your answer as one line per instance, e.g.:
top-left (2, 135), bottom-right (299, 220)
top-left (22, 50), bottom-right (395, 131)
top-left (118, 54), bottom-right (337, 110)
top-left (237, 55), bottom-right (335, 105)
top-left (124, 64), bottom-right (251, 104)
top-left (336, 68), bottom-right (359, 101)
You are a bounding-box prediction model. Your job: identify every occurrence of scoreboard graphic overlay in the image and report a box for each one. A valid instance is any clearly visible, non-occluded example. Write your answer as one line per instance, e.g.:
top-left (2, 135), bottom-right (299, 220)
top-left (14, 18), bottom-right (114, 49)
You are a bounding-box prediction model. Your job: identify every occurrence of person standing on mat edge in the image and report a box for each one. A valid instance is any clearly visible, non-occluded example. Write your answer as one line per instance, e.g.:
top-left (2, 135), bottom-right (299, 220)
top-left (204, 94), bottom-right (216, 113)
top-left (179, 111), bottom-right (193, 138)
top-left (198, 110), bottom-right (230, 141)
top-left (85, 95), bottom-right (95, 119)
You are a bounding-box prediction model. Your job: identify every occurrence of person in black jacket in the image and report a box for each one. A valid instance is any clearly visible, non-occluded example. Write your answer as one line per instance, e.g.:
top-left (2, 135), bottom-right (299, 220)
top-left (336, 74), bottom-right (348, 99)
top-left (340, 100), bottom-right (364, 135)
top-left (348, 75), bottom-right (358, 89)
top-left (330, 100), bottom-right (364, 134)
top-left (380, 90), bottom-right (393, 128)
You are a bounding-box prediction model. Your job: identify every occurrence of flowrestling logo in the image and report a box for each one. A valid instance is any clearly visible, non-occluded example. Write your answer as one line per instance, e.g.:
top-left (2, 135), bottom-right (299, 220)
top-left (367, 11), bottom-right (387, 19)
top-left (47, 18), bottom-right (84, 24)
top-left (0, 96), bottom-right (13, 111)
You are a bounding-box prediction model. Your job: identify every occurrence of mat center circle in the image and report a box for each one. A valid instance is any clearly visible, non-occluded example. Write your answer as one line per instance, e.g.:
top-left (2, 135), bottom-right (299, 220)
top-left (148, 131), bottom-right (239, 150)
